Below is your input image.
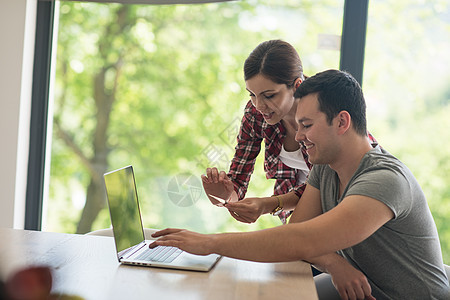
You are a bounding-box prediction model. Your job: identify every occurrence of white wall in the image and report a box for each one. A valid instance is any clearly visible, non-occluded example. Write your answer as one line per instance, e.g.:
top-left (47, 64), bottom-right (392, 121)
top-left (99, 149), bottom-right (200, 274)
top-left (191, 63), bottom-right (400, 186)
top-left (0, 0), bottom-right (36, 228)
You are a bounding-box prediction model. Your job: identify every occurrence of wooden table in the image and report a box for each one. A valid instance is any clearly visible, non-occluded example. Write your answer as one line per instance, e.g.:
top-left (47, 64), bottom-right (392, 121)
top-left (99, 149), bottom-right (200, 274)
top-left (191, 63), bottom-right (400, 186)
top-left (0, 228), bottom-right (318, 300)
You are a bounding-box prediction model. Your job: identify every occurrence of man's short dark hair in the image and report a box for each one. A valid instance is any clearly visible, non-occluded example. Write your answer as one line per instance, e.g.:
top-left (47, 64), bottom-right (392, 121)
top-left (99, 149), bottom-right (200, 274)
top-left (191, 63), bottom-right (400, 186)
top-left (294, 69), bottom-right (367, 136)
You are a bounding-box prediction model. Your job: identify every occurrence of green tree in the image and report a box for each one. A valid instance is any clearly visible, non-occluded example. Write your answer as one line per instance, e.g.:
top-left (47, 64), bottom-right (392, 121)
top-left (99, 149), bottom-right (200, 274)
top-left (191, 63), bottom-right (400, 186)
top-left (50, 2), bottom-right (265, 233)
top-left (53, 4), bottom-right (140, 233)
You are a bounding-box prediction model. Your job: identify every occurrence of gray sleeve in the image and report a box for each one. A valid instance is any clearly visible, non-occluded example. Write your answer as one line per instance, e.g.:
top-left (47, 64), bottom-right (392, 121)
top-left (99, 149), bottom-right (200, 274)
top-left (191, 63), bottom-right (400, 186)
top-left (346, 168), bottom-right (412, 220)
top-left (306, 165), bottom-right (322, 190)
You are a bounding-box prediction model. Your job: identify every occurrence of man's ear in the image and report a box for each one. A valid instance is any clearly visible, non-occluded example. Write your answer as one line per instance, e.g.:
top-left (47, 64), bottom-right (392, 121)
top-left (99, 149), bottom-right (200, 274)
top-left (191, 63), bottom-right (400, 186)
top-left (336, 111), bottom-right (351, 135)
top-left (294, 78), bottom-right (302, 89)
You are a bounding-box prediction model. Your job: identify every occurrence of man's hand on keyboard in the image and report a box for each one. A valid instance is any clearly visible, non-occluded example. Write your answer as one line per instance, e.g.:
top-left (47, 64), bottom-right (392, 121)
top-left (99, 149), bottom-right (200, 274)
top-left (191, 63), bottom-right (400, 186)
top-left (150, 228), bottom-right (215, 256)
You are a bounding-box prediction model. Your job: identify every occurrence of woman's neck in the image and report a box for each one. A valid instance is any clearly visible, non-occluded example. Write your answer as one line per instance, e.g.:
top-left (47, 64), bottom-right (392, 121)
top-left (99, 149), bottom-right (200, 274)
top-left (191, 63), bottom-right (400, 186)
top-left (281, 99), bottom-right (299, 130)
top-left (281, 100), bottom-right (300, 151)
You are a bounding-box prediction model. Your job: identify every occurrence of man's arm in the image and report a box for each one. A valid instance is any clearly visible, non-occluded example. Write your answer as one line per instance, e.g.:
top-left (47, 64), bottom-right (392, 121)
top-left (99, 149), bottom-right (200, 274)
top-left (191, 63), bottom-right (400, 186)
top-left (151, 188), bottom-right (394, 262)
top-left (289, 185), bottom-right (346, 271)
top-left (289, 185), bottom-right (377, 300)
top-left (289, 184), bottom-right (323, 223)
top-left (288, 185), bottom-right (341, 271)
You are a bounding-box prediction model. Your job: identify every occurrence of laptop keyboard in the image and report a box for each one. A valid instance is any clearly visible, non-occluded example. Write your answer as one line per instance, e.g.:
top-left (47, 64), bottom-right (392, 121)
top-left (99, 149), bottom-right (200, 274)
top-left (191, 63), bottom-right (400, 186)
top-left (136, 246), bottom-right (182, 263)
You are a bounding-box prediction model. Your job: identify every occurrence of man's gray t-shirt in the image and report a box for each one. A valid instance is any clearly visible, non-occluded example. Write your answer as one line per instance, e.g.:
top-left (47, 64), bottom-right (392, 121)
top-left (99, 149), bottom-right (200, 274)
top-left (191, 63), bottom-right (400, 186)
top-left (307, 146), bottom-right (449, 299)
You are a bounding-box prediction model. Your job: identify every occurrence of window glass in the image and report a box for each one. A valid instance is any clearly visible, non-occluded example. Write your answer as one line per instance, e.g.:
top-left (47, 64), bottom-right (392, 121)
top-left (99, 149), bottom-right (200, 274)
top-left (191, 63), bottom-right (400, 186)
top-left (44, 1), bottom-right (344, 234)
top-left (364, 0), bottom-right (450, 264)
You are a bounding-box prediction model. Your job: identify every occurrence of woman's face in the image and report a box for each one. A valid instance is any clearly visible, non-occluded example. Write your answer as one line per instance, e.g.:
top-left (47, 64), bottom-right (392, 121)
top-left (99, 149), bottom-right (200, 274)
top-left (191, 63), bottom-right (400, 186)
top-left (246, 74), bottom-right (296, 125)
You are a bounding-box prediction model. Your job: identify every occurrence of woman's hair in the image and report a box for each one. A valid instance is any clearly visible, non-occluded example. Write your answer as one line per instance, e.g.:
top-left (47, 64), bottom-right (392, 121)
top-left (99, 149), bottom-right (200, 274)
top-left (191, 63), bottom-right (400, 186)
top-left (244, 40), bottom-right (304, 87)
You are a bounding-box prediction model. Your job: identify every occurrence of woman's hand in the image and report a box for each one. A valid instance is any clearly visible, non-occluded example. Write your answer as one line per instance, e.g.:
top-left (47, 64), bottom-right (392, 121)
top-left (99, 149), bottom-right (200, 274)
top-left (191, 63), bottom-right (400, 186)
top-left (224, 197), bottom-right (268, 223)
top-left (201, 167), bottom-right (236, 206)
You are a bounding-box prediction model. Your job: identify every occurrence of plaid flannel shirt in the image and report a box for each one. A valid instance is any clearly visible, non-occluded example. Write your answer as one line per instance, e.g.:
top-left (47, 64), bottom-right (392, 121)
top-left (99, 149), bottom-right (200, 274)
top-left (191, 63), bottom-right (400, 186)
top-left (228, 100), bottom-right (377, 223)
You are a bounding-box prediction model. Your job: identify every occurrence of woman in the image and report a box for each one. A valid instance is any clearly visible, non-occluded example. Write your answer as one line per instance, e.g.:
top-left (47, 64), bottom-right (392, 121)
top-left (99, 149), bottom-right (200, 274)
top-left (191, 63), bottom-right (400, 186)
top-left (203, 39), bottom-right (310, 224)
top-left (202, 40), bottom-right (376, 225)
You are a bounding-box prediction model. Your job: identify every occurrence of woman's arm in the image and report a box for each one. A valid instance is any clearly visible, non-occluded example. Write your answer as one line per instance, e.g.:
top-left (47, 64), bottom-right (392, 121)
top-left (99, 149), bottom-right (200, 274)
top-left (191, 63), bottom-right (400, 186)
top-left (227, 101), bottom-right (264, 199)
top-left (224, 190), bottom-right (300, 223)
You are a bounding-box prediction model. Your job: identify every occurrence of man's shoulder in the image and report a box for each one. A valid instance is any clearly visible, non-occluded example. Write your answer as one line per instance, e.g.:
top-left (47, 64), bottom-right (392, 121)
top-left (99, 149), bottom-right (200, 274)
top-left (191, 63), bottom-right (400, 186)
top-left (360, 147), bottom-right (411, 179)
top-left (310, 164), bottom-right (333, 175)
top-left (307, 164), bottom-right (335, 189)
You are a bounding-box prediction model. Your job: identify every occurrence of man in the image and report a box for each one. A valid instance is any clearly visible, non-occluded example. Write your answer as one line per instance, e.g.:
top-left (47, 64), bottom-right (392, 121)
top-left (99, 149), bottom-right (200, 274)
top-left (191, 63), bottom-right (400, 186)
top-left (151, 70), bottom-right (449, 299)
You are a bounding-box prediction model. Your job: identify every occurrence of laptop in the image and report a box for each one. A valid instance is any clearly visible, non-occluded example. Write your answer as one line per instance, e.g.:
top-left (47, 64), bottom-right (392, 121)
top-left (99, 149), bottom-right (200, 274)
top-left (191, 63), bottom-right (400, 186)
top-left (104, 165), bottom-right (221, 272)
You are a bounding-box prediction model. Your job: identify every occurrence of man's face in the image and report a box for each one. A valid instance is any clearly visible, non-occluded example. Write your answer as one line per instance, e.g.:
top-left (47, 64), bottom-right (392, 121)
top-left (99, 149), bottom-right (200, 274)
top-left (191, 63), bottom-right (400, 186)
top-left (295, 93), bottom-right (339, 165)
top-left (246, 74), bottom-right (296, 125)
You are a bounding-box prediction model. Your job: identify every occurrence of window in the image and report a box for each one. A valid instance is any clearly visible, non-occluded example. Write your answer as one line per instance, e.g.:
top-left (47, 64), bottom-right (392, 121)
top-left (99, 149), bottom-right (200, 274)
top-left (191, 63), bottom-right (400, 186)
top-left (43, 1), bottom-right (345, 234)
top-left (364, 0), bottom-right (450, 263)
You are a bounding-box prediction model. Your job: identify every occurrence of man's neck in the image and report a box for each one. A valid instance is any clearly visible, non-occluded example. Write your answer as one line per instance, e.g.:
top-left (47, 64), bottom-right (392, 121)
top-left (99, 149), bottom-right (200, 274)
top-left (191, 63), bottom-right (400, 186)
top-left (330, 135), bottom-right (373, 190)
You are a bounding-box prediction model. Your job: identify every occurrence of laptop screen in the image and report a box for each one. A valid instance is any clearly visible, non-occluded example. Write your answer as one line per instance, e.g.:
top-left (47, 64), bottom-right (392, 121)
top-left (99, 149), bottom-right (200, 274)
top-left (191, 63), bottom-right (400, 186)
top-left (104, 166), bottom-right (145, 256)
